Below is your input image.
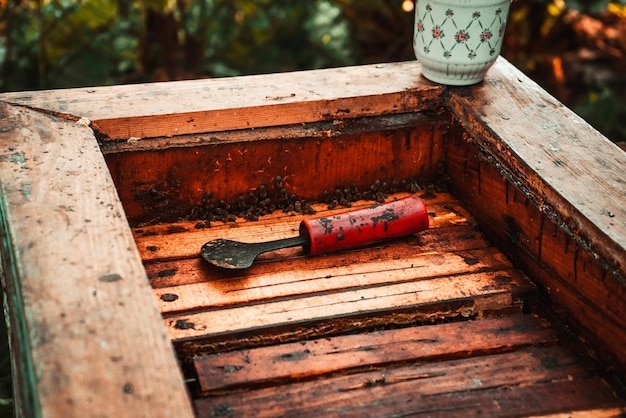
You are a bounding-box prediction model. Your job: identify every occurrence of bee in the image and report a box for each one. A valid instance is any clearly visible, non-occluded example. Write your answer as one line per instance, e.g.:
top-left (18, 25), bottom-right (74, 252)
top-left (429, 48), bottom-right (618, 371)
top-left (202, 191), bottom-right (214, 206)
top-left (302, 202), bottom-right (316, 215)
top-left (420, 184), bottom-right (436, 200)
top-left (245, 212), bottom-right (259, 221)
top-left (257, 184), bottom-right (268, 199)
top-left (190, 205), bottom-right (207, 220)
top-left (247, 191), bottom-right (258, 206)
top-left (219, 200), bottom-right (231, 211)
top-left (409, 180), bottom-right (421, 193)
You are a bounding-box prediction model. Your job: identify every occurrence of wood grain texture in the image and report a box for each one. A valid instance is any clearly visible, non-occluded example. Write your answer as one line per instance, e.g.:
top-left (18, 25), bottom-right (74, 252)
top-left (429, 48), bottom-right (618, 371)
top-left (0, 103), bottom-right (194, 417)
top-left (445, 66), bottom-right (626, 372)
top-left (134, 194), bottom-right (471, 262)
top-left (136, 193), bottom-right (535, 346)
top-left (165, 268), bottom-right (533, 342)
top-left (0, 62), bottom-right (444, 140)
top-left (153, 247), bottom-right (513, 315)
top-left (105, 115), bottom-right (446, 226)
top-left (194, 315), bottom-right (556, 395)
top-left (138, 195), bottom-right (507, 317)
top-left (528, 408), bottom-right (626, 417)
top-left (144, 225), bottom-right (489, 285)
top-left (195, 343), bottom-right (622, 417)
top-left (447, 58), bottom-right (626, 281)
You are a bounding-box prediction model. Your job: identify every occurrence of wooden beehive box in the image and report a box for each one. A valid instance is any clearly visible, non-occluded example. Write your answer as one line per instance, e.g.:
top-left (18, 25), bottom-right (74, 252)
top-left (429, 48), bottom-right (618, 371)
top-left (1, 58), bottom-right (625, 417)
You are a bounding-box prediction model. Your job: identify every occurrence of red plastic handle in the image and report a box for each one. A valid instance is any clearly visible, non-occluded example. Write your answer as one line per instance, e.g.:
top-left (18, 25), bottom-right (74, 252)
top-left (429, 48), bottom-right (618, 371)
top-left (299, 196), bottom-right (429, 256)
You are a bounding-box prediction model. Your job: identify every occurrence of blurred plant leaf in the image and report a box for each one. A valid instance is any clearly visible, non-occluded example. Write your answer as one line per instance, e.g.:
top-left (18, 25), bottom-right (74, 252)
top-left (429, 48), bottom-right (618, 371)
top-left (574, 88), bottom-right (626, 140)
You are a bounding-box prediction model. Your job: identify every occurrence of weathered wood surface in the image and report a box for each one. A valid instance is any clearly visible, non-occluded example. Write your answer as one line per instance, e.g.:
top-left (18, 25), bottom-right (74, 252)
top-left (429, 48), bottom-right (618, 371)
top-left (193, 315), bottom-right (556, 395)
top-left (446, 60), bottom-right (626, 372)
top-left (447, 58), bottom-right (626, 284)
top-left (529, 408), bottom-right (626, 417)
top-left (153, 247), bottom-right (513, 315)
top-left (0, 62), bottom-right (443, 140)
top-left (447, 129), bottom-right (626, 375)
top-left (142, 193), bottom-right (619, 416)
top-left (194, 316), bottom-right (623, 417)
top-left (145, 226), bottom-right (492, 290)
top-left (108, 121), bottom-right (446, 225)
top-left (135, 193), bottom-right (536, 352)
top-left (105, 114), bottom-right (447, 225)
top-left (197, 374), bottom-right (620, 418)
top-left (134, 193), bottom-right (469, 262)
top-left (0, 103), bottom-right (194, 417)
top-left (166, 268), bottom-right (532, 342)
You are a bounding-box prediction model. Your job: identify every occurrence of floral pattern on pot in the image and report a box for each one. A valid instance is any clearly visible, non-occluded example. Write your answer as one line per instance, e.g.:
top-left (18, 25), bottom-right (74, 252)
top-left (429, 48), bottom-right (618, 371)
top-left (415, 4), bottom-right (507, 60)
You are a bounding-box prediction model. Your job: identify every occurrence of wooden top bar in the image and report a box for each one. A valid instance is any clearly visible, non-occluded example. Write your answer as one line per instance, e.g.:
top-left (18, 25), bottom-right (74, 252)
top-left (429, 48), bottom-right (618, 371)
top-left (1, 62), bottom-right (443, 140)
top-left (1, 57), bottom-right (625, 416)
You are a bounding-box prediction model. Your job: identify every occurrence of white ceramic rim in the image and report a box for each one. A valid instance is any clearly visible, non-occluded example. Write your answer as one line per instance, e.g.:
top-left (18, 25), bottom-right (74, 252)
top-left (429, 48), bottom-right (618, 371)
top-left (416, 0), bottom-right (511, 6)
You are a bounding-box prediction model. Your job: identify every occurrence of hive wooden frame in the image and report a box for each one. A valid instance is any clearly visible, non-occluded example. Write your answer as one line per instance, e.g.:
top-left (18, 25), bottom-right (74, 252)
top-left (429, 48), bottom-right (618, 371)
top-left (1, 58), bottom-right (624, 417)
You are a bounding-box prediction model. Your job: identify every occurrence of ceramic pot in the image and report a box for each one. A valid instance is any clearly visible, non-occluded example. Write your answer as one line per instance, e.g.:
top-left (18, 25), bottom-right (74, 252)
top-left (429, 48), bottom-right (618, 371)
top-left (413, 0), bottom-right (511, 85)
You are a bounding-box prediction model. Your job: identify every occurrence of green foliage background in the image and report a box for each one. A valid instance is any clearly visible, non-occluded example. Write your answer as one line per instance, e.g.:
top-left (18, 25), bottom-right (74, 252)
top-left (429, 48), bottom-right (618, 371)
top-left (0, 0), bottom-right (366, 89)
top-left (1, 0), bottom-right (625, 142)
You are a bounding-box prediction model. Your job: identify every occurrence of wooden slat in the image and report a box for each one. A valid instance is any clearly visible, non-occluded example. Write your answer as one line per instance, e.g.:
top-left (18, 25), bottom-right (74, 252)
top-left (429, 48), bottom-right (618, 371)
top-left (194, 345), bottom-right (622, 417)
top-left (194, 315), bottom-right (556, 395)
top-left (164, 268), bottom-right (534, 342)
top-left (134, 195), bottom-right (472, 262)
top-left (101, 110), bottom-right (443, 153)
top-left (143, 191), bottom-right (536, 351)
top-left (154, 247), bottom-right (512, 315)
top-left (0, 103), bottom-right (194, 417)
top-left (0, 62), bottom-right (444, 140)
top-left (144, 225), bottom-right (493, 290)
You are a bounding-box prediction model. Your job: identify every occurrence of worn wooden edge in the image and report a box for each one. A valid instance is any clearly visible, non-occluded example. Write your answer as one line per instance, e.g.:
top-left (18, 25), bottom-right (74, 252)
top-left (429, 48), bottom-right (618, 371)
top-left (193, 315), bottom-right (557, 395)
top-left (443, 127), bottom-right (626, 375)
top-left (0, 191), bottom-right (40, 417)
top-left (0, 104), bottom-right (194, 417)
top-left (164, 268), bottom-right (535, 344)
top-left (99, 111), bottom-right (441, 154)
top-left (445, 58), bottom-right (626, 282)
top-left (0, 62), bottom-right (444, 141)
